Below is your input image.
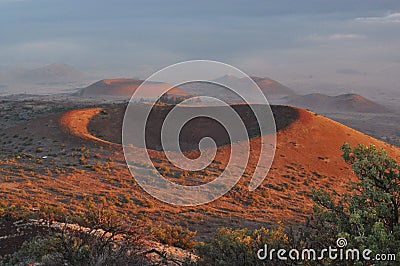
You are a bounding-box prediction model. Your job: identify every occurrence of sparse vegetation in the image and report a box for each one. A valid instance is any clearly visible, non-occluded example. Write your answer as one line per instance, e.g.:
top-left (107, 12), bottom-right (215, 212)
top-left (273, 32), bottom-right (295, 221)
top-left (151, 224), bottom-right (197, 250)
top-left (194, 223), bottom-right (289, 266)
top-left (189, 144), bottom-right (400, 265)
top-left (1, 206), bottom-right (150, 265)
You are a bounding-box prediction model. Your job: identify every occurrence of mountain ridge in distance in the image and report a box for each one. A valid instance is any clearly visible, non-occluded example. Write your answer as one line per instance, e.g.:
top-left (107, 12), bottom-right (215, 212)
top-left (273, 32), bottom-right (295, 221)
top-left (78, 78), bottom-right (189, 98)
top-left (286, 92), bottom-right (389, 113)
top-left (180, 75), bottom-right (296, 103)
top-left (212, 75), bottom-right (296, 96)
top-left (251, 76), bottom-right (296, 96)
top-left (14, 63), bottom-right (85, 85)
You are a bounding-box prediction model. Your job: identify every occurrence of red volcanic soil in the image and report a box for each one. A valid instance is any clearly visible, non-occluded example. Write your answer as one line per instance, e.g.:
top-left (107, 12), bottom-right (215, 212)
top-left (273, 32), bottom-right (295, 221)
top-left (287, 93), bottom-right (388, 113)
top-left (84, 104), bottom-right (400, 217)
top-left (1, 104), bottom-right (399, 242)
top-left (59, 108), bottom-right (117, 146)
top-left (79, 78), bottom-right (189, 98)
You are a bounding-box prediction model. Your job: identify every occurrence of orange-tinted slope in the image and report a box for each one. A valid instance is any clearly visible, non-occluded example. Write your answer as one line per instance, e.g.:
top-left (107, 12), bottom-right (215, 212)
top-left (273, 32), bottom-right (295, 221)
top-left (59, 108), bottom-right (117, 146)
top-left (263, 108), bottom-right (400, 213)
top-left (60, 104), bottom-right (400, 220)
top-left (2, 105), bottom-right (399, 236)
top-left (79, 78), bottom-right (189, 98)
top-left (213, 107), bottom-right (400, 221)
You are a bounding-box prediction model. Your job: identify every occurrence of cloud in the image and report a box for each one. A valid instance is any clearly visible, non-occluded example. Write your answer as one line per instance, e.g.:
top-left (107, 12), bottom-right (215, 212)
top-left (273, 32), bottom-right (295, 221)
top-left (328, 34), bottom-right (366, 40)
top-left (355, 12), bottom-right (400, 23)
top-left (309, 34), bottom-right (366, 41)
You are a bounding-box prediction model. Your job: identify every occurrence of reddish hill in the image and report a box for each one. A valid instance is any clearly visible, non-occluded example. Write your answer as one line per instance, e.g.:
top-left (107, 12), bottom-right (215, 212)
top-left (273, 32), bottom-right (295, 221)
top-left (180, 76), bottom-right (295, 103)
top-left (251, 76), bottom-right (296, 96)
top-left (79, 78), bottom-right (189, 98)
top-left (61, 104), bottom-right (400, 220)
top-left (287, 93), bottom-right (388, 113)
top-left (213, 75), bottom-right (296, 96)
top-left (2, 104), bottom-right (399, 239)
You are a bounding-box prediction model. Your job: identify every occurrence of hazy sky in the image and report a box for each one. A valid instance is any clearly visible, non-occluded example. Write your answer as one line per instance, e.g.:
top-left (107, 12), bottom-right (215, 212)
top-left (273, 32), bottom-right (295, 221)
top-left (1, 0), bottom-right (400, 94)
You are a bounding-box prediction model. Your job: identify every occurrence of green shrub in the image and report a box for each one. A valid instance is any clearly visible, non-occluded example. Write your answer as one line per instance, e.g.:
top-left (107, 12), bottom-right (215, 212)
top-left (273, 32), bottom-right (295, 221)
top-left (195, 223), bottom-right (289, 266)
top-left (306, 143), bottom-right (400, 264)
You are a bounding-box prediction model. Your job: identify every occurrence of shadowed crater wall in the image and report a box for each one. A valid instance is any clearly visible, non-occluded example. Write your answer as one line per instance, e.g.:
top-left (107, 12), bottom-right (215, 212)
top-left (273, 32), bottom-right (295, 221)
top-left (88, 104), bottom-right (299, 151)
